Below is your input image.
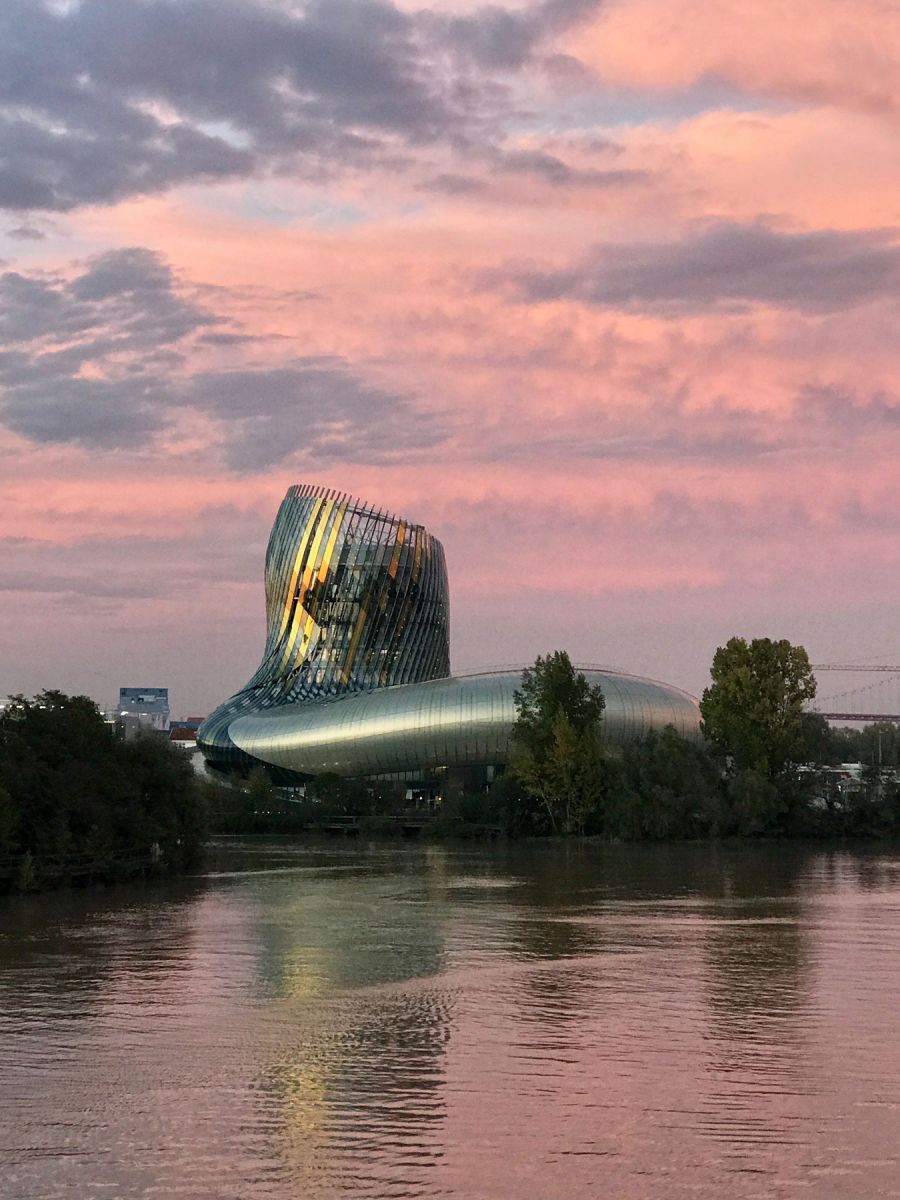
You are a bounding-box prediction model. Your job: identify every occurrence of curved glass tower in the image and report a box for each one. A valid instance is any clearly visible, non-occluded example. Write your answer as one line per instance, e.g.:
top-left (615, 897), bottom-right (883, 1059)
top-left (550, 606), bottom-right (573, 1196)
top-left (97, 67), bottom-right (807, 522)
top-left (199, 483), bottom-right (700, 780)
top-left (199, 484), bottom-right (450, 775)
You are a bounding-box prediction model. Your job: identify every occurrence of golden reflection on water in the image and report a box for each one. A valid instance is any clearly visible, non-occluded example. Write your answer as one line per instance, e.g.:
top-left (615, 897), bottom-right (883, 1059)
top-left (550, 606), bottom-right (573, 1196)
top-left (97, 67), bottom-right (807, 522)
top-left (270, 1055), bottom-right (331, 1185)
top-left (279, 944), bottom-right (328, 1001)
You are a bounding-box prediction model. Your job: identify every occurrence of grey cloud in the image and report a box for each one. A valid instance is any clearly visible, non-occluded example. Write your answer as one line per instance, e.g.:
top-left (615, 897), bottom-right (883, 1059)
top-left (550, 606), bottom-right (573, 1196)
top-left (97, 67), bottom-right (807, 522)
top-left (0, 247), bottom-right (445, 467)
top-left (187, 360), bottom-right (445, 472)
top-left (508, 221), bottom-right (900, 314)
top-left (0, 518), bottom-right (265, 600)
top-left (0, 247), bottom-right (216, 349)
top-left (71, 246), bottom-right (177, 300)
top-left (801, 384), bottom-right (900, 431)
top-left (0, 246), bottom-right (219, 448)
top-left (464, 381), bottom-right (900, 472)
top-left (0, 0), bottom-right (599, 212)
top-left (417, 137), bottom-right (641, 201)
top-left (437, 0), bottom-right (600, 70)
top-left (6, 224), bottom-right (47, 241)
top-left (2, 376), bottom-right (168, 449)
top-left (472, 410), bottom-right (778, 467)
top-left (495, 147), bottom-right (644, 187)
top-left (417, 172), bottom-right (485, 196)
top-left (197, 331), bottom-right (263, 347)
top-left (0, 110), bottom-right (251, 212)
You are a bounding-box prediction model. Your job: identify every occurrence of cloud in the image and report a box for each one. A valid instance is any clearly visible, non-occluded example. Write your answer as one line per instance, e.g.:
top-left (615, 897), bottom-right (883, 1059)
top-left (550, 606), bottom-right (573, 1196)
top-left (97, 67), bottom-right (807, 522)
top-left (0, 246), bottom-right (218, 447)
top-left (0, 0), bottom-right (601, 214)
top-left (0, 110), bottom-right (251, 213)
top-left (457, 383), bottom-right (900, 471)
top-left (0, 246), bottom-right (445, 466)
top-left (6, 224), bottom-right (47, 241)
top-left (0, 246), bottom-right (215, 346)
top-left (187, 360), bottom-right (445, 471)
top-left (492, 146), bottom-right (644, 188)
top-left (0, 516), bottom-right (264, 600)
top-left (417, 172), bottom-right (485, 196)
top-left (574, 0), bottom-right (900, 116)
top-left (2, 377), bottom-right (169, 449)
top-left (801, 384), bottom-right (900, 434)
top-left (505, 221), bottom-right (900, 314)
top-left (435, 0), bottom-right (600, 70)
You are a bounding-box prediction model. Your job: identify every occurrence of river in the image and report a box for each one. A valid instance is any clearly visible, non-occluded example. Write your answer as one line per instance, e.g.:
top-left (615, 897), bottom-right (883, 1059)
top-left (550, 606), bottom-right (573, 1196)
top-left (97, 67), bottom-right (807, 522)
top-left (2, 840), bottom-right (900, 1199)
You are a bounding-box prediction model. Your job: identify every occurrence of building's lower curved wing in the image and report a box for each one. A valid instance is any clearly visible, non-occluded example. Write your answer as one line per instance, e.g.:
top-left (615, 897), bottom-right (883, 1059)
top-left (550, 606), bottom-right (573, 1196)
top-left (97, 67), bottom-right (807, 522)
top-left (226, 669), bottom-right (701, 778)
top-left (198, 483), bottom-right (701, 782)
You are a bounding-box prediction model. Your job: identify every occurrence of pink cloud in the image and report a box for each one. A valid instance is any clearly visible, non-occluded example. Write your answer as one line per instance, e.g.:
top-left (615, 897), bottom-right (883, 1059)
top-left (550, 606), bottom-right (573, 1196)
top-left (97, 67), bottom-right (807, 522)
top-left (571, 0), bottom-right (900, 115)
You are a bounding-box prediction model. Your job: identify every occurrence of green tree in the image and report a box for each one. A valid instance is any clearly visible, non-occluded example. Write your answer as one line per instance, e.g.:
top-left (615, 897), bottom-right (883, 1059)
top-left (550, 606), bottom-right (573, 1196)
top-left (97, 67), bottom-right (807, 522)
top-left (509, 652), bottom-right (606, 834)
top-left (611, 726), bottom-right (723, 840)
top-left (0, 691), bottom-right (206, 889)
top-left (700, 637), bottom-right (817, 781)
top-left (726, 767), bottom-right (781, 837)
top-left (857, 722), bottom-right (900, 771)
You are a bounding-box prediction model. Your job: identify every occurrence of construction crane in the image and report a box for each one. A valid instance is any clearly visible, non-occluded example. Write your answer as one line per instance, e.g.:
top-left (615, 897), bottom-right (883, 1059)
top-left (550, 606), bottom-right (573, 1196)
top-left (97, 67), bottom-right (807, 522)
top-left (812, 664), bottom-right (900, 672)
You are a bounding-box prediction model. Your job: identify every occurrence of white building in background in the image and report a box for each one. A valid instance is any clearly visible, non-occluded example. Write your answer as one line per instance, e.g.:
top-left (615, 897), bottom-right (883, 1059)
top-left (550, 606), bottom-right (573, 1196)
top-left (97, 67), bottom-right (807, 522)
top-left (118, 687), bottom-right (170, 737)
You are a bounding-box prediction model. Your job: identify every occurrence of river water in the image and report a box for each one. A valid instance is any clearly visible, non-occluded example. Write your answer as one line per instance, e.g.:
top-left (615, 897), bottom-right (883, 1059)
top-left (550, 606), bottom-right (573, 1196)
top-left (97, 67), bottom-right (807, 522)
top-left (2, 840), bottom-right (900, 1199)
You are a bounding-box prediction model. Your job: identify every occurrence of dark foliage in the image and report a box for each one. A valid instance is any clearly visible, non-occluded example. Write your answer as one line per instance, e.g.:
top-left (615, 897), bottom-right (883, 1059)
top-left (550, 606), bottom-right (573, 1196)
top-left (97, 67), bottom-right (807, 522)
top-left (608, 726), bottom-right (724, 840)
top-left (205, 768), bottom-right (412, 835)
top-left (0, 691), bottom-right (206, 890)
top-left (493, 645), bottom-right (900, 843)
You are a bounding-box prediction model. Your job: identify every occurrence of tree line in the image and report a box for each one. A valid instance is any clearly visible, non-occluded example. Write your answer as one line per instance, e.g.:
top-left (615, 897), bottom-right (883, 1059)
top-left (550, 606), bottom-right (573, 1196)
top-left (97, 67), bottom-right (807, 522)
top-left (0, 691), bottom-right (206, 891)
top-left (487, 641), bottom-right (900, 839)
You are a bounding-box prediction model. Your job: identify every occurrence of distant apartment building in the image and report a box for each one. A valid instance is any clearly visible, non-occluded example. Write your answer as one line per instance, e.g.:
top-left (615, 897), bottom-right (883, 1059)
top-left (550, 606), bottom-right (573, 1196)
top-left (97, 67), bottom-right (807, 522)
top-left (118, 687), bottom-right (170, 737)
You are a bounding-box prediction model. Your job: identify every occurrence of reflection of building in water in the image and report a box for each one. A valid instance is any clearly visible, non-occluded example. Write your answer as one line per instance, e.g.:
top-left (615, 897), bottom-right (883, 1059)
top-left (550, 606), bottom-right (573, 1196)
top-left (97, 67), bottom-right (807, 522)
top-left (272, 984), bottom-right (452, 1189)
top-left (252, 849), bottom-right (449, 996)
top-left (249, 849), bottom-right (453, 1193)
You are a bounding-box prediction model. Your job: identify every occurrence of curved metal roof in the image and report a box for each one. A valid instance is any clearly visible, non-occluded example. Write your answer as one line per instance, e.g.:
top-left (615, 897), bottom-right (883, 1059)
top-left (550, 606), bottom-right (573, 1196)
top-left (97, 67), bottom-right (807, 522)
top-left (228, 668), bottom-right (701, 777)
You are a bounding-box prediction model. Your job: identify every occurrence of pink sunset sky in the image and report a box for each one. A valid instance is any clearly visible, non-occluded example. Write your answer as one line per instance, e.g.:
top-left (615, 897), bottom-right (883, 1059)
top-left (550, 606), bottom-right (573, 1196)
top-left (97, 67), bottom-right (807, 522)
top-left (3, 0), bottom-right (900, 716)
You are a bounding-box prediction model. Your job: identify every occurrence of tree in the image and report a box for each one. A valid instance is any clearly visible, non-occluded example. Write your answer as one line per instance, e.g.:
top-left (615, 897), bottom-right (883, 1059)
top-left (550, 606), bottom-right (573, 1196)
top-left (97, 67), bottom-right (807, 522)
top-left (700, 637), bottom-right (817, 783)
top-left (508, 652), bottom-right (606, 834)
top-left (0, 691), bottom-right (206, 888)
top-left (307, 772), bottom-right (371, 815)
top-left (611, 726), bottom-right (723, 840)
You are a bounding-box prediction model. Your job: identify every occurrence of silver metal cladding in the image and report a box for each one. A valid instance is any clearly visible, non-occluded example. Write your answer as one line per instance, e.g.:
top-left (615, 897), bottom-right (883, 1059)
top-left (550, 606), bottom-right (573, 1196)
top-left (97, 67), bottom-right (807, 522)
top-left (227, 669), bottom-right (702, 777)
top-left (198, 484), bottom-right (701, 778)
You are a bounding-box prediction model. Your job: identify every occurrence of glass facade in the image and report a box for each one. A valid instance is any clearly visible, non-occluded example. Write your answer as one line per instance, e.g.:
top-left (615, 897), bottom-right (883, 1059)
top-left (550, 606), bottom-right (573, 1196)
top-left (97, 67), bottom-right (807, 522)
top-left (198, 484), bottom-right (701, 780)
top-left (198, 484), bottom-right (449, 775)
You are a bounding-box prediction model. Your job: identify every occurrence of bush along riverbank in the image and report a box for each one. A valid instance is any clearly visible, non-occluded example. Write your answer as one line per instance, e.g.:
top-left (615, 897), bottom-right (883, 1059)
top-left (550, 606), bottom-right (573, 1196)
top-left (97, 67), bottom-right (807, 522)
top-left (0, 692), bottom-right (206, 893)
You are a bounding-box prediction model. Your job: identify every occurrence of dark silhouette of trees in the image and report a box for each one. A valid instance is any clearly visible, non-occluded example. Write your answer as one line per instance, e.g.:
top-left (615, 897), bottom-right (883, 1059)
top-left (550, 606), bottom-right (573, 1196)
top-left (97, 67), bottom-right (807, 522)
top-left (610, 726), bottom-right (723, 840)
top-left (0, 691), bottom-right (206, 890)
